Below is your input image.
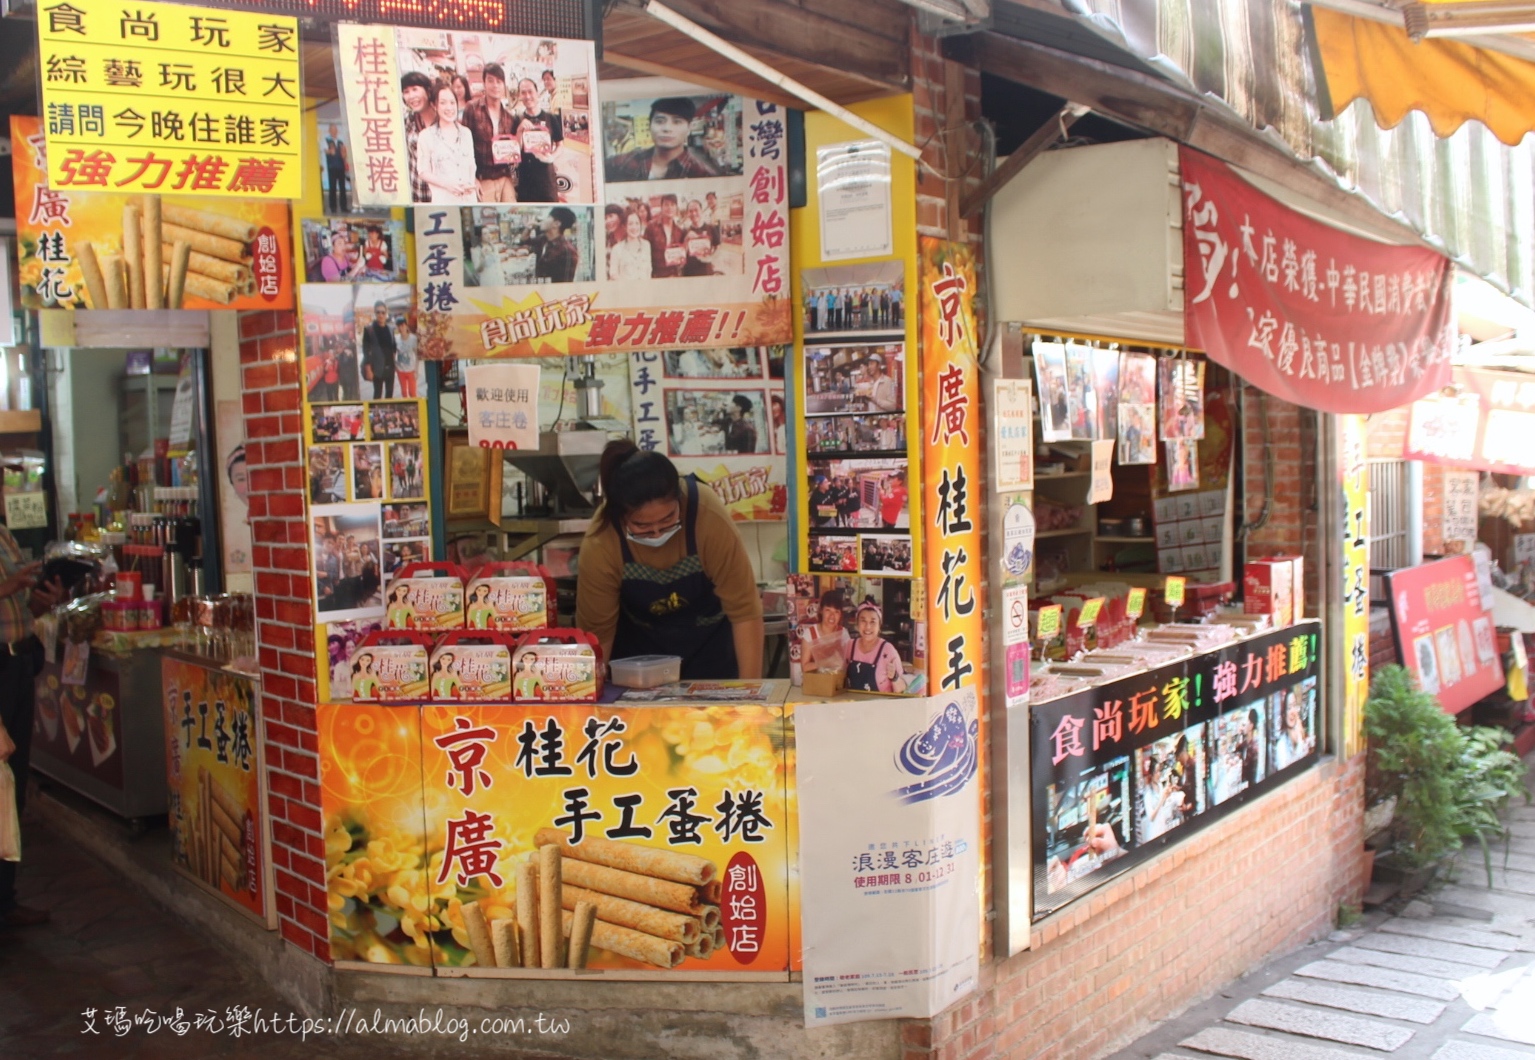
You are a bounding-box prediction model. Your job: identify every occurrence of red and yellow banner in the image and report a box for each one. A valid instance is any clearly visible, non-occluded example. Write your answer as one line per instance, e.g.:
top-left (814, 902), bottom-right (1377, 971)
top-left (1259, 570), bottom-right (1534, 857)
top-left (12, 115), bottom-right (294, 310)
top-left (162, 655), bottom-right (271, 925)
top-left (919, 238), bottom-right (983, 697)
top-left (1340, 415), bottom-right (1370, 755)
top-left (321, 702), bottom-right (797, 974)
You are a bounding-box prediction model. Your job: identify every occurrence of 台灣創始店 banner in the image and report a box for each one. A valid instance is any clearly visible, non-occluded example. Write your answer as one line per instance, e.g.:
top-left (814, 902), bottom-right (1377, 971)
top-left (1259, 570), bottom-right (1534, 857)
top-left (1032, 621), bottom-right (1322, 917)
top-left (412, 85), bottom-right (791, 357)
top-left (36, 0), bottom-right (301, 199)
top-left (12, 116), bottom-right (293, 310)
top-left (1405, 366), bottom-right (1535, 476)
top-left (1180, 147), bottom-right (1454, 415)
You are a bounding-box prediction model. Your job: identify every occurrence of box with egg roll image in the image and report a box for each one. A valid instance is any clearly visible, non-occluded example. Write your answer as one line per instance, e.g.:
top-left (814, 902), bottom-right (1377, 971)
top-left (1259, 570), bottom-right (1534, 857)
top-left (388, 562), bottom-right (467, 631)
top-left (430, 631), bottom-right (514, 702)
top-left (10, 116), bottom-right (293, 310)
top-left (349, 631), bottom-right (432, 703)
top-left (512, 629), bottom-right (602, 703)
top-left (466, 561), bottom-right (557, 633)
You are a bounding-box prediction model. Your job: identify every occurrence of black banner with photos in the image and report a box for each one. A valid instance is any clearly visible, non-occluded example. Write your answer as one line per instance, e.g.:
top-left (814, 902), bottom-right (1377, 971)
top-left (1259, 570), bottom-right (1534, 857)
top-left (1031, 621), bottom-right (1322, 918)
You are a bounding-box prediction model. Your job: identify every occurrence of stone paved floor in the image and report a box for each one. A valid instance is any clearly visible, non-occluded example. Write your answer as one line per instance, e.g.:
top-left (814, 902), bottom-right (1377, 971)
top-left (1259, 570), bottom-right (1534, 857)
top-left (1106, 803), bottom-right (1535, 1060)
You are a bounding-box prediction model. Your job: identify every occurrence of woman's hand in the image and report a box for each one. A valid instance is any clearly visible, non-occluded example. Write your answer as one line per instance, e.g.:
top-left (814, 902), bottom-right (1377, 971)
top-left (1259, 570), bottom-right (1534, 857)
top-left (0, 561), bottom-right (41, 602)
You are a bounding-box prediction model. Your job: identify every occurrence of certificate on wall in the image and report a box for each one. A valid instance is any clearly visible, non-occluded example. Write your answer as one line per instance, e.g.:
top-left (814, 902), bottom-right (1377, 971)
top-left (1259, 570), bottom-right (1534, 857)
top-left (816, 141), bottom-right (893, 261)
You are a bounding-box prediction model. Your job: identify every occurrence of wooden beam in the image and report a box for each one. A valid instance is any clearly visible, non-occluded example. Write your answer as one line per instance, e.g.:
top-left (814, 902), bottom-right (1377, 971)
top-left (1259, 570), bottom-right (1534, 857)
top-left (601, 50), bottom-right (801, 109)
top-left (946, 31), bottom-right (1432, 250)
top-left (618, 0), bottom-right (910, 91)
top-left (959, 104), bottom-right (1083, 218)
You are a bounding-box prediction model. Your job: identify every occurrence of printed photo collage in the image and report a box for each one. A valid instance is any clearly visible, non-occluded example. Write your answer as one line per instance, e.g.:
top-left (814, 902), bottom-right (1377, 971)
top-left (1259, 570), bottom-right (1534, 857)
top-left (1152, 490), bottom-right (1227, 578)
top-left (1043, 675), bottom-right (1318, 898)
top-left (651, 347), bottom-right (786, 459)
top-left (786, 573), bottom-right (926, 696)
top-left (1410, 615), bottom-right (1497, 697)
top-left (802, 259), bottom-right (911, 578)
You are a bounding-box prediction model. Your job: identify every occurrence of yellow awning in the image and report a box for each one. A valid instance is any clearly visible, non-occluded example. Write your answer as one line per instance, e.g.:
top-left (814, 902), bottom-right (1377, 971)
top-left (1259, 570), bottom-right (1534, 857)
top-left (1312, 5), bottom-right (1535, 146)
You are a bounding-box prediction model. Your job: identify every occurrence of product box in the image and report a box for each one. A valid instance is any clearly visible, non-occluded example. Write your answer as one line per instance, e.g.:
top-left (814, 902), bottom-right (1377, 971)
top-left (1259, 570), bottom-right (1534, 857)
top-left (430, 631), bottom-right (515, 702)
top-left (1274, 554), bottom-right (1305, 621)
top-left (513, 629), bottom-right (601, 703)
top-left (466, 562), bottom-right (554, 633)
top-left (1244, 559), bottom-right (1295, 628)
top-left (351, 631), bottom-right (433, 703)
top-left (387, 562), bottom-right (467, 631)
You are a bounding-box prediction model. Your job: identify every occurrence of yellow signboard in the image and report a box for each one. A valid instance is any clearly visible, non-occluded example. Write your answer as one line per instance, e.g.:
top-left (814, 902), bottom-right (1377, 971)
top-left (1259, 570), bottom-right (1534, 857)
top-left (1340, 414), bottom-right (1370, 756)
top-left (37, 0), bottom-right (302, 199)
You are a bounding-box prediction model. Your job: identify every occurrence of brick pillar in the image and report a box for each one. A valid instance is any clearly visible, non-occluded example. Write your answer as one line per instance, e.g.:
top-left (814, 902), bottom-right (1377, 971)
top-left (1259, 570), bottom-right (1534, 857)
top-left (911, 25), bottom-right (983, 246)
top-left (238, 309), bottom-right (328, 959)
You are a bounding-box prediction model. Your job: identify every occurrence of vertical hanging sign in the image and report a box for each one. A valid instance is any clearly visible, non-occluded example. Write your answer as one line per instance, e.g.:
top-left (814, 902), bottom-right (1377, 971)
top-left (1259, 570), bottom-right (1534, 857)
top-left (919, 238), bottom-right (983, 699)
top-left (1340, 414), bottom-right (1370, 755)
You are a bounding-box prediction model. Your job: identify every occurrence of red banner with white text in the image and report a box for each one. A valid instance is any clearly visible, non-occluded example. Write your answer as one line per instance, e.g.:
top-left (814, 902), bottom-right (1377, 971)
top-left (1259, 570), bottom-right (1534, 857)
top-left (1179, 147), bottom-right (1454, 414)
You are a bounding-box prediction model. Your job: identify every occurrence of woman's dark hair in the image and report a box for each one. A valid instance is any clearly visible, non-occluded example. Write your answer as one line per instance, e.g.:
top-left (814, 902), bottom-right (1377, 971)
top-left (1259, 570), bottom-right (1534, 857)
top-left (401, 71), bottom-right (432, 93)
top-left (596, 439), bottom-right (681, 530)
top-left (451, 73), bottom-right (472, 101)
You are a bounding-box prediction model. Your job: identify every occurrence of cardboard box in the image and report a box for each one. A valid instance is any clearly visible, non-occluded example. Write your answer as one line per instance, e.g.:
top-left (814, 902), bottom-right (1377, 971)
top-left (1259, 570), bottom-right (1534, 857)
top-left (388, 562), bottom-right (467, 631)
top-left (430, 632), bottom-right (515, 702)
top-left (1244, 559), bottom-right (1294, 628)
top-left (513, 630), bottom-right (601, 703)
top-left (351, 632), bottom-right (432, 703)
top-left (800, 670), bottom-right (845, 698)
top-left (466, 563), bottom-right (551, 633)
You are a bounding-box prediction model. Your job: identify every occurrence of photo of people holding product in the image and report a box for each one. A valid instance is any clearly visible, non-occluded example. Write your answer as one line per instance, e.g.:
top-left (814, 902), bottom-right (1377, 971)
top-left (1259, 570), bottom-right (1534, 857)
top-left (1209, 703), bottom-right (1266, 805)
top-left (1133, 725), bottom-right (1207, 842)
top-left (786, 574), bottom-right (924, 694)
top-left (460, 204), bottom-right (598, 286)
top-left (312, 505), bottom-right (384, 620)
top-left (1269, 677), bottom-right (1318, 770)
top-left (1045, 757), bottom-right (1130, 894)
top-left (807, 458), bottom-right (908, 530)
top-left (664, 389), bottom-right (770, 457)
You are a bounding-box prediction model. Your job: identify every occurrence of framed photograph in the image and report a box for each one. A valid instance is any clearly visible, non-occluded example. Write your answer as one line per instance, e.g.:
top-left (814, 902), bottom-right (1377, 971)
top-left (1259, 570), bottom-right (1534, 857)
top-left (311, 404), bottom-right (366, 444)
top-left (660, 347), bottom-right (763, 379)
top-left (807, 458), bottom-right (909, 530)
top-left (351, 442), bottom-right (386, 501)
top-left (369, 401), bottom-right (420, 441)
top-left (1166, 440), bottom-right (1199, 492)
top-left (389, 441), bottom-right (426, 500)
top-left (859, 533), bottom-right (913, 576)
top-left (382, 502), bottom-right (431, 540)
top-left (1063, 342), bottom-right (1098, 441)
top-left (1210, 702), bottom-right (1266, 806)
top-left (308, 445), bottom-right (348, 505)
top-left (805, 413), bottom-right (907, 456)
top-left (312, 503), bottom-right (385, 621)
top-left (664, 388), bottom-right (770, 457)
top-left (801, 260), bottom-right (905, 339)
top-left (445, 431), bottom-right (502, 523)
top-left (786, 573), bottom-right (925, 695)
top-left (460, 204), bottom-right (599, 286)
top-left (803, 342), bottom-right (904, 417)
top-left (1033, 340), bottom-right (1071, 443)
top-left (602, 93), bottom-right (744, 183)
top-left (807, 535), bottom-right (859, 574)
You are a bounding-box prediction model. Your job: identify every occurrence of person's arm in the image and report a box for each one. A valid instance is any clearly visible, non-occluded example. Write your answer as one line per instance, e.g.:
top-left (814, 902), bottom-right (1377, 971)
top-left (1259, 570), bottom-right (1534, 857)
top-left (574, 522), bottom-right (622, 663)
top-left (732, 617), bottom-right (763, 680)
top-left (694, 485), bottom-right (764, 676)
top-left (29, 576), bottom-right (64, 616)
top-left (0, 560), bottom-right (40, 602)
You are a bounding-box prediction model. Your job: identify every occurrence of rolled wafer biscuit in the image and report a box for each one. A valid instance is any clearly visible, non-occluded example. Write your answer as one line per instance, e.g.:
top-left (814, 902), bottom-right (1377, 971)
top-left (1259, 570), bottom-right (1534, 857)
top-left (516, 860), bottom-right (539, 969)
top-left (567, 901), bottom-right (596, 970)
top-left (143, 197), bottom-right (163, 309)
top-left (219, 830), bottom-right (240, 867)
top-left (210, 798), bottom-right (241, 844)
top-left (162, 244), bottom-right (251, 286)
top-left (713, 924), bottom-right (726, 949)
top-left (685, 932), bottom-right (715, 960)
top-left (560, 858), bottom-right (702, 916)
top-left (163, 222), bottom-right (248, 263)
top-left (560, 910), bottom-right (682, 969)
top-left (490, 918), bottom-right (519, 968)
top-left (700, 904), bottom-right (720, 931)
top-left (539, 844), bottom-right (562, 968)
top-left (182, 271), bottom-right (237, 304)
top-left (208, 778), bottom-right (243, 822)
top-left (168, 242), bottom-right (191, 308)
top-left (123, 204), bottom-right (144, 308)
top-left (77, 242), bottom-right (109, 308)
top-left (103, 255), bottom-right (127, 308)
top-left (703, 879), bottom-right (722, 904)
top-left (534, 828), bottom-right (716, 886)
top-left (220, 852), bottom-right (240, 889)
top-left (163, 204), bottom-right (256, 244)
top-left (561, 883), bottom-right (700, 943)
top-left (461, 901), bottom-right (496, 968)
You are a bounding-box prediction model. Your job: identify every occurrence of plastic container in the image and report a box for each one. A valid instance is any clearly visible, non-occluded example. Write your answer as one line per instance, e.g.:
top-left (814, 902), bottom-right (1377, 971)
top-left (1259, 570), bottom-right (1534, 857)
top-left (609, 654), bottom-right (683, 689)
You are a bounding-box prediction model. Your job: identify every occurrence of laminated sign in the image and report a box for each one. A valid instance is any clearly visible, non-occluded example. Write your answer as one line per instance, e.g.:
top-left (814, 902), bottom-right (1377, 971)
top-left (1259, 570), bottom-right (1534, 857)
top-left (36, 0), bottom-right (302, 199)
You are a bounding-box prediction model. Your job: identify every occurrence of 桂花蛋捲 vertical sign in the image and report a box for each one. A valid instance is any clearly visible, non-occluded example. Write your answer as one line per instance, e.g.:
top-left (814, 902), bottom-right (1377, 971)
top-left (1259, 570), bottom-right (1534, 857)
top-left (37, 0), bottom-right (302, 199)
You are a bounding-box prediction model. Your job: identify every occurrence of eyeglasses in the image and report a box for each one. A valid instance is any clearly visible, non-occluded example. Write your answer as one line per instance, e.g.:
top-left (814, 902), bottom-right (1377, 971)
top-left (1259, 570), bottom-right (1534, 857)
top-left (625, 505), bottom-right (681, 537)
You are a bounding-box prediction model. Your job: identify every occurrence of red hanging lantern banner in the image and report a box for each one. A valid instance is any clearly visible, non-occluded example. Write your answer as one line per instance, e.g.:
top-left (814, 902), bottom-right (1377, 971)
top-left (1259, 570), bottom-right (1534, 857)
top-left (1179, 147), bottom-right (1455, 414)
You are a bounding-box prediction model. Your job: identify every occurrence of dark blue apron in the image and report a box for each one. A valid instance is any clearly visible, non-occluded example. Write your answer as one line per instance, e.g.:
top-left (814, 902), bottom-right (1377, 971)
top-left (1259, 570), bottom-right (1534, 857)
top-left (612, 476), bottom-right (739, 680)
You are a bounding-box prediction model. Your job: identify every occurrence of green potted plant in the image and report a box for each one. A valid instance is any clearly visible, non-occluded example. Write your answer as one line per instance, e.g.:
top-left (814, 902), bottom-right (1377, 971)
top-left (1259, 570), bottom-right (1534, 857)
top-left (1364, 664), bottom-right (1528, 888)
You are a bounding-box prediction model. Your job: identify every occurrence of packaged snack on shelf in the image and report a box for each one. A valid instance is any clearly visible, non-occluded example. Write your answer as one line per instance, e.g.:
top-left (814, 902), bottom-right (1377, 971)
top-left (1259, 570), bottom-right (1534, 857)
top-left (386, 563), bottom-right (467, 631)
top-left (351, 631), bottom-right (432, 703)
top-left (1244, 559), bottom-right (1295, 628)
top-left (430, 631), bottom-right (516, 702)
top-left (465, 561), bottom-right (556, 633)
top-left (513, 629), bottom-right (602, 703)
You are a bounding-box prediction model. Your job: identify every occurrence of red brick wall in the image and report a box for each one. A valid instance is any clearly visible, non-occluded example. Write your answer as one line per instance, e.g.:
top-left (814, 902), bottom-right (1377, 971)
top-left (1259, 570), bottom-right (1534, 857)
top-left (238, 309), bottom-right (328, 960)
top-left (913, 757), bottom-right (1368, 1060)
top-left (1241, 387), bottom-right (1321, 613)
top-left (912, 25), bottom-right (983, 246)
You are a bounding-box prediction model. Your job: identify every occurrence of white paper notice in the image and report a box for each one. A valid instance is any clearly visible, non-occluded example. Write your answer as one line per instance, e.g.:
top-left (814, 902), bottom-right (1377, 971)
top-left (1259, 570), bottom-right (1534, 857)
top-left (993, 378), bottom-right (1034, 492)
top-left (798, 689), bottom-right (981, 1027)
top-left (1443, 470), bottom-right (1479, 547)
top-left (464, 363), bottom-right (541, 451)
top-left (3, 491), bottom-right (46, 530)
top-left (816, 141), bottom-right (893, 262)
top-left (1087, 439), bottom-right (1115, 504)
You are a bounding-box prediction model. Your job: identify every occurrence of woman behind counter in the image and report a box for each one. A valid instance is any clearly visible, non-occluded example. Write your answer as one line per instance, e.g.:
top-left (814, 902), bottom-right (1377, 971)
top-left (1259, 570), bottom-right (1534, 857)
top-left (576, 440), bottom-right (763, 680)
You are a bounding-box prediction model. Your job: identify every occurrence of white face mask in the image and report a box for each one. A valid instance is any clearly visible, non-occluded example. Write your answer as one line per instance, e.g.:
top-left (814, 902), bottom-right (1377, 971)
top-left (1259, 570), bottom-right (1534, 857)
top-left (626, 524), bottom-right (681, 549)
